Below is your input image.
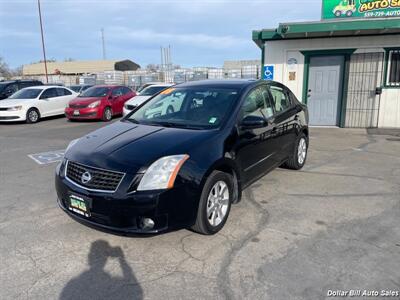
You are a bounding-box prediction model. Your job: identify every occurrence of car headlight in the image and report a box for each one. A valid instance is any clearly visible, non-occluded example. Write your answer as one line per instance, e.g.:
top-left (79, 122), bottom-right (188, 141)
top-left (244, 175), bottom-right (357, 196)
top-left (7, 106), bottom-right (22, 111)
top-left (65, 138), bottom-right (79, 154)
top-left (88, 101), bottom-right (100, 108)
top-left (137, 155), bottom-right (189, 191)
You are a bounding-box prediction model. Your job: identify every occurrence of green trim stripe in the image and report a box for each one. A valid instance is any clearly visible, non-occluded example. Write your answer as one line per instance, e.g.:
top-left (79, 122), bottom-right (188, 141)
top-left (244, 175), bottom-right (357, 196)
top-left (253, 18), bottom-right (400, 46)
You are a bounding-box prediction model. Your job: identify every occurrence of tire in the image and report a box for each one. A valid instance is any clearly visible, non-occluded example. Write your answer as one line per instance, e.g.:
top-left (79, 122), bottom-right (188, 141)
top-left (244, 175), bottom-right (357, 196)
top-left (166, 106), bottom-right (174, 114)
top-left (102, 107), bottom-right (112, 122)
top-left (192, 171), bottom-right (234, 235)
top-left (283, 133), bottom-right (308, 170)
top-left (335, 10), bottom-right (342, 17)
top-left (26, 108), bottom-right (40, 124)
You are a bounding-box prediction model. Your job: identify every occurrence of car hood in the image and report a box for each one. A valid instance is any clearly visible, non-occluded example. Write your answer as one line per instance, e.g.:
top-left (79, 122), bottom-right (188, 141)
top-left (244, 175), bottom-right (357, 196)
top-left (0, 98), bottom-right (32, 107)
top-left (65, 120), bottom-right (214, 174)
top-left (125, 95), bottom-right (151, 106)
top-left (69, 97), bottom-right (103, 105)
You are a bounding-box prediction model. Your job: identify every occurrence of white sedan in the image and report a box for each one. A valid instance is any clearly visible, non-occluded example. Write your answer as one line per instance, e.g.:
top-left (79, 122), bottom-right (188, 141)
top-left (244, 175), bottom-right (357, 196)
top-left (123, 83), bottom-right (173, 116)
top-left (0, 86), bottom-right (78, 123)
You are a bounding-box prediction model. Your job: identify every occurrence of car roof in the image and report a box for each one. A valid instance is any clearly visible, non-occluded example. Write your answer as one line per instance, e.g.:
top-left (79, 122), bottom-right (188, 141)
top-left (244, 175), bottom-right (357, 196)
top-left (175, 79), bottom-right (261, 89)
top-left (25, 85), bottom-right (64, 89)
top-left (0, 79), bottom-right (40, 83)
top-left (92, 85), bottom-right (121, 88)
top-left (144, 83), bottom-right (173, 88)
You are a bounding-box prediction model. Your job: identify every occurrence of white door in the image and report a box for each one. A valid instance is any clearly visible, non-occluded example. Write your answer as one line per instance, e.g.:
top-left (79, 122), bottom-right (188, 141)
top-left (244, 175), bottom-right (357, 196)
top-left (38, 88), bottom-right (60, 116)
top-left (55, 88), bottom-right (75, 115)
top-left (307, 56), bottom-right (344, 126)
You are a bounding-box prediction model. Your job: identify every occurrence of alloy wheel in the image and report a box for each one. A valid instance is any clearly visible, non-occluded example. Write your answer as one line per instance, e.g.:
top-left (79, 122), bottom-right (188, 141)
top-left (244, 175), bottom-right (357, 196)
top-left (28, 110), bottom-right (39, 123)
top-left (207, 181), bottom-right (229, 227)
top-left (297, 137), bottom-right (307, 165)
top-left (105, 108), bottom-right (112, 121)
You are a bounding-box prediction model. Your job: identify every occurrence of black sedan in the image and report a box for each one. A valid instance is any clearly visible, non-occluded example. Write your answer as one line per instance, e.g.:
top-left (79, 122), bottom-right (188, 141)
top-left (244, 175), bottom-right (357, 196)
top-left (55, 80), bottom-right (309, 235)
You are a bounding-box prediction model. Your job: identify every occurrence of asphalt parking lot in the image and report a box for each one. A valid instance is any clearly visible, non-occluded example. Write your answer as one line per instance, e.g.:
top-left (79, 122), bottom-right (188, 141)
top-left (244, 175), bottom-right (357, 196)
top-left (1, 117), bottom-right (400, 300)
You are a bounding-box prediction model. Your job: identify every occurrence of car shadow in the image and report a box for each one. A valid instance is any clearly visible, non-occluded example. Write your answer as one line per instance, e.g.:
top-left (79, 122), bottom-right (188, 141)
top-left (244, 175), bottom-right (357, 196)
top-left (59, 240), bottom-right (143, 300)
top-left (0, 114), bottom-right (66, 125)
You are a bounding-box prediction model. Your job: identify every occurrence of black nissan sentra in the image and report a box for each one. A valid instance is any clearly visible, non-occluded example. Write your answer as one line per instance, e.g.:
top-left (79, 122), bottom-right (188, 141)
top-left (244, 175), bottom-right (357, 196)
top-left (55, 80), bottom-right (309, 235)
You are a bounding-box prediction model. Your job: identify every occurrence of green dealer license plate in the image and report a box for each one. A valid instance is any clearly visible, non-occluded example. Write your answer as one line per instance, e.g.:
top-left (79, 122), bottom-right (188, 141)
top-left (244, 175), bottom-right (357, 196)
top-left (69, 194), bottom-right (91, 217)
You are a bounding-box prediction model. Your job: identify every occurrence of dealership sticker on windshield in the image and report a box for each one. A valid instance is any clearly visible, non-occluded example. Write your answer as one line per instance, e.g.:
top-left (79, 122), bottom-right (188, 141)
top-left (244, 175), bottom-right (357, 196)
top-left (160, 88), bottom-right (176, 95)
top-left (209, 117), bottom-right (218, 124)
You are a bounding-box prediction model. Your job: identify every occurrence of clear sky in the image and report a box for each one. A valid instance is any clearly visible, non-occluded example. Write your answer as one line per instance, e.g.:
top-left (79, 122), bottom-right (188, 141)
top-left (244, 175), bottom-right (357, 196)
top-left (0, 0), bottom-right (322, 69)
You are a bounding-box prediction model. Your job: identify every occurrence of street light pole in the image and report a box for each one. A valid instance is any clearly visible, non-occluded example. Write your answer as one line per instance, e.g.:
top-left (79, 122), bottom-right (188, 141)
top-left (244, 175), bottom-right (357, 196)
top-left (37, 0), bottom-right (48, 83)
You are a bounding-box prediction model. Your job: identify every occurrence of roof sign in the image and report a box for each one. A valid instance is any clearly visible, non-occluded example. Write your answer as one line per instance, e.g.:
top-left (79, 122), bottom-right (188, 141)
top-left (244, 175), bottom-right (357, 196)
top-left (322, 0), bottom-right (400, 19)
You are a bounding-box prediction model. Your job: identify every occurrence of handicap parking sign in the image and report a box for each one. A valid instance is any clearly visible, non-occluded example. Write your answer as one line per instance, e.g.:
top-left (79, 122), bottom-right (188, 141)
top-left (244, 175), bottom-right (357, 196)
top-left (263, 65), bottom-right (274, 80)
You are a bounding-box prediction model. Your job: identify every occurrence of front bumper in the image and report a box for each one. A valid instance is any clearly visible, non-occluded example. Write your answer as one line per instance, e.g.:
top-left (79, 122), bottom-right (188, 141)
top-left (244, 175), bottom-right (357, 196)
top-left (65, 107), bottom-right (101, 119)
top-left (55, 162), bottom-right (198, 234)
top-left (0, 110), bottom-right (26, 122)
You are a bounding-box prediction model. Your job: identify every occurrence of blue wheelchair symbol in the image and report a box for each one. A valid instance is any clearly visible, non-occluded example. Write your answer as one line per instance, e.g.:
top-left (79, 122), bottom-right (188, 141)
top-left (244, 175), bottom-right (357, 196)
top-left (263, 66), bottom-right (274, 80)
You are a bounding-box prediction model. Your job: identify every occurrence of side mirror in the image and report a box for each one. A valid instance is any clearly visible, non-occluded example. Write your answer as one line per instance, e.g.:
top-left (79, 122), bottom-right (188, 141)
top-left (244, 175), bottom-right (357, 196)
top-left (109, 95), bottom-right (114, 100)
top-left (241, 115), bottom-right (267, 129)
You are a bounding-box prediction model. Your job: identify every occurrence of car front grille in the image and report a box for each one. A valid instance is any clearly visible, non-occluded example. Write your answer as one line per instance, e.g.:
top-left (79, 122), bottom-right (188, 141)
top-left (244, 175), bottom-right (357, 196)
top-left (69, 104), bottom-right (87, 109)
top-left (0, 116), bottom-right (19, 120)
top-left (65, 161), bottom-right (125, 192)
top-left (0, 108), bottom-right (9, 111)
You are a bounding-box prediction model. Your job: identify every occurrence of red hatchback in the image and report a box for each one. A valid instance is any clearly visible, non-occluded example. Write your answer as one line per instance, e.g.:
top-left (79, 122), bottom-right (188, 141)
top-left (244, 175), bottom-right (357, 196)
top-left (65, 85), bottom-right (136, 121)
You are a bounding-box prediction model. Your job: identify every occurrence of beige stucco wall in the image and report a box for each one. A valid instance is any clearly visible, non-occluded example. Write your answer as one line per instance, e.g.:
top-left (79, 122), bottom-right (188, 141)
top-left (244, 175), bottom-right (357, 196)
top-left (263, 35), bottom-right (400, 128)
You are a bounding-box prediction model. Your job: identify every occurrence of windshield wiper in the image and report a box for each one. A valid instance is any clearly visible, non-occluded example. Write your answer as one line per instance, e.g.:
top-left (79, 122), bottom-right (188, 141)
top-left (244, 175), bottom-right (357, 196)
top-left (125, 118), bottom-right (140, 124)
top-left (146, 121), bottom-right (204, 130)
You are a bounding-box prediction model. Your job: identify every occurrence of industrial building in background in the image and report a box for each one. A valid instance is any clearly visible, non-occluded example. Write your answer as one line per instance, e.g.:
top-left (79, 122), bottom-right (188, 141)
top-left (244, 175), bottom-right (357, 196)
top-left (253, 0), bottom-right (400, 129)
top-left (20, 59), bottom-right (261, 90)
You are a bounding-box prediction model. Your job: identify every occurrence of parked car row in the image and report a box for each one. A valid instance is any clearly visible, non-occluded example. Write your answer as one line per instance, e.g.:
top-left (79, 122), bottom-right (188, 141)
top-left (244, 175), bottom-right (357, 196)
top-left (0, 82), bottom-right (172, 124)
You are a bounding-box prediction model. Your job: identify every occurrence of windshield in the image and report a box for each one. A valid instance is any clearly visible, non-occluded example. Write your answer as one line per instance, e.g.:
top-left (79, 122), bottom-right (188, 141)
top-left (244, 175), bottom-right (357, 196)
top-left (139, 86), bottom-right (169, 96)
top-left (9, 88), bottom-right (42, 99)
top-left (79, 87), bottom-right (111, 97)
top-left (125, 87), bottom-right (239, 129)
top-left (69, 86), bottom-right (81, 93)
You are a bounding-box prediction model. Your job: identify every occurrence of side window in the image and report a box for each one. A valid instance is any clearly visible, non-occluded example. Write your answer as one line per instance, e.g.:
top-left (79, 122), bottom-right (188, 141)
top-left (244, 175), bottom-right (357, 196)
top-left (6, 83), bottom-right (18, 94)
top-left (112, 87), bottom-right (123, 97)
top-left (269, 85), bottom-right (292, 113)
top-left (57, 88), bottom-right (72, 96)
top-left (19, 82), bottom-right (32, 89)
top-left (123, 87), bottom-right (132, 95)
top-left (40, 88), bottom-right (58, 99)
top-left (241, 86), bottom-right (274, 120)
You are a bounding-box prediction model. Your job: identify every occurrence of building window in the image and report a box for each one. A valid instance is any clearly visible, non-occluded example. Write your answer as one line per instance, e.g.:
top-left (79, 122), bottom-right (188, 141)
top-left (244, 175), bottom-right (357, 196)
top-left (387, 50), bottom-right (400, 87)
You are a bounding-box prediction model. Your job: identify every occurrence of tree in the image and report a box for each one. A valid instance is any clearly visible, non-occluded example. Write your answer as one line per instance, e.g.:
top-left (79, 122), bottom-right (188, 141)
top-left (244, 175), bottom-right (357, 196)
top-left (0, 57), bottom-right (11, 78)
top-left (146, 64), bottom-right (159, 72)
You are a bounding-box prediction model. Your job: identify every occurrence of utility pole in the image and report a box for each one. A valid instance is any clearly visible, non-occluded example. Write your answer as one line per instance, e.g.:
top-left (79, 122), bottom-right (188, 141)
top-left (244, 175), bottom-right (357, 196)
top-left (101, 28), bottom-right (106, 60)
top-left (37, 0), bottom-right (48, 83)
